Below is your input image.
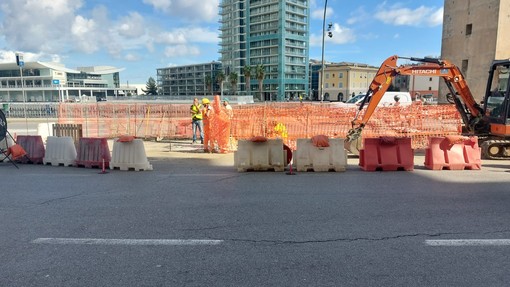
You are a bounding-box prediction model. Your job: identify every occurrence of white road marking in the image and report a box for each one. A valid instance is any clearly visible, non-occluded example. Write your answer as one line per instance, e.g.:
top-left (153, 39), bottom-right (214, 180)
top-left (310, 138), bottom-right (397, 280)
top-left (32, 238), bottom-right (223, 246)
top-left (426, 239), bottom-right (510, 246)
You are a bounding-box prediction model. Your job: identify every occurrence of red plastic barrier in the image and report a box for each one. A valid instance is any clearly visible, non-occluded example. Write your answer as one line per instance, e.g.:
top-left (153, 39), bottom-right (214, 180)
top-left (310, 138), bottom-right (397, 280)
top-left (16, 135), bottom-right (45, 164)
top-left (424, 136), bottom-right (481, 170)
top-left (75, 137), bottom-right (111, 168)
top-left (359, 137), bottom-right (414, 171)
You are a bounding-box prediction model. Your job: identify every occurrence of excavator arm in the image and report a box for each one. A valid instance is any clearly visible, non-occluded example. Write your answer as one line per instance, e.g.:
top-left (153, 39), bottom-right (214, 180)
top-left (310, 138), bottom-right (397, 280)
top-left (346, 55), bottom-right (485, 145)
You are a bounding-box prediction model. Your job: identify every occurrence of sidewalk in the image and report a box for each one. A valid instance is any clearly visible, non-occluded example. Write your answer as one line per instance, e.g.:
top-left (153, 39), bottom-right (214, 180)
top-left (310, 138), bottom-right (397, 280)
top-left (139, 139), bottom-right (235, 168)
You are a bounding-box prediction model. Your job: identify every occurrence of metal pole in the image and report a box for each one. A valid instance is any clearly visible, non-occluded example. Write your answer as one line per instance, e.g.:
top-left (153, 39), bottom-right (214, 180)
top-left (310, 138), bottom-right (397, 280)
top-left (320, 0), bottom-right (328, 103)
top-left (19, 66), bottom-right (28, 134)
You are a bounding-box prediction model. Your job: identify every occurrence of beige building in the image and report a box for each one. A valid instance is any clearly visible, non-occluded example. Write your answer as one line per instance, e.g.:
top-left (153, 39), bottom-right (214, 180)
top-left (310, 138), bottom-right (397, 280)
top-left (321, 63), bottom-right (378, 101)
top-left (441, 0), bottom-right (510, 101)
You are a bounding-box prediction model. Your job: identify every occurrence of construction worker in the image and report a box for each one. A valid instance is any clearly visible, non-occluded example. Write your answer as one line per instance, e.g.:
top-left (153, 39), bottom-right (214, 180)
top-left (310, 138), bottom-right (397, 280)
top-left (201, 97), bottom-right (212, 152)
top-left (190, 98), bottom-right (204, 144)
top-left (393, 95), bottom-right (400, 106)
top-left (223, 98), bottom-right (233, 120)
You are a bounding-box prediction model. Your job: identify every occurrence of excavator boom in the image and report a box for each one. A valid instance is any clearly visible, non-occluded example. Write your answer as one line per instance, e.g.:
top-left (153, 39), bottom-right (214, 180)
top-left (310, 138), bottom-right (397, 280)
top-left (346, 55), bottom-right (485, 144)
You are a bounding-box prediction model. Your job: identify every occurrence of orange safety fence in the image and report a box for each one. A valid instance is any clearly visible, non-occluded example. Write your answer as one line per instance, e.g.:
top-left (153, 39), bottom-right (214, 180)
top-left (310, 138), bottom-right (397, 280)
top-left (58, 101), bottom-right (462, 151)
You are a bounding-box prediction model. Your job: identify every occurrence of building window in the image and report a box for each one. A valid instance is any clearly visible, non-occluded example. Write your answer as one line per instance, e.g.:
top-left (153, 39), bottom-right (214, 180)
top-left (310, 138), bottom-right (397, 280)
top-left (466, 24), bottom-right (472, 36)
top-left (325, 83), bottom-right (329, 88)
top-left (339, 82), bottom-right (343, 88)
top-left (339, 73), bottom-right (343, 78)
top-left (332, 74), bottom-right (335, 78)
top-left (332, 83), bottom-right (335, 87)
top-left (326, 73), bottom-right (329, 79)
top-left (429, 77), bottom-right (432, 81)
top-left (461, 59), bottom-right (469, 74)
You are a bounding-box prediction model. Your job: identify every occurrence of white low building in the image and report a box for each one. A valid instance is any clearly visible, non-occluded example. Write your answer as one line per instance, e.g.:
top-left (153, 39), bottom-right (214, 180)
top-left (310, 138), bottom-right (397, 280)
top-left (0, 62), bottom-right (136, 102)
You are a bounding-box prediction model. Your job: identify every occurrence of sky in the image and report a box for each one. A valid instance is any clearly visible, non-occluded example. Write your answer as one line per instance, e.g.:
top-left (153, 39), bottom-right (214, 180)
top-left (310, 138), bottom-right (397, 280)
top-left (0, 0), bottom-right (444, 85)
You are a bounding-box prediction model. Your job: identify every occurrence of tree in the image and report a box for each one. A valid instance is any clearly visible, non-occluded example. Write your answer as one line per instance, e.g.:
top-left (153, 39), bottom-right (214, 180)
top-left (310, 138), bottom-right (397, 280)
top-left (142, 77), bottom-right (158, 95)
top-left (204, 74), bottom-right (212, 96)
top-left (255, 64), bottom-right (265, 101)
top-left (228, 71), bottom-right (238, 95)
top-left (243, 65), bottom-right (252, 94)
top-left (215, 71), bottom-right (225, 95)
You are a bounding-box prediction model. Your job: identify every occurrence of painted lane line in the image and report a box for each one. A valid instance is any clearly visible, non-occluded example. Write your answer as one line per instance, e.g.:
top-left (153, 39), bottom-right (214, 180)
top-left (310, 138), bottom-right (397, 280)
top-left (426, 239), bottom-right (510, 246)
top-left (32, 238), bottom-right (223, 246)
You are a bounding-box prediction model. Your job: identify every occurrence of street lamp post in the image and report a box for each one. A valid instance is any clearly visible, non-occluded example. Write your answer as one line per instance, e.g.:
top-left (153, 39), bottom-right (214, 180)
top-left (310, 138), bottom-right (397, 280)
top-left (16, 52), bottom-right (28, 134)
top-left (320, 0), bottom-right (328, 103)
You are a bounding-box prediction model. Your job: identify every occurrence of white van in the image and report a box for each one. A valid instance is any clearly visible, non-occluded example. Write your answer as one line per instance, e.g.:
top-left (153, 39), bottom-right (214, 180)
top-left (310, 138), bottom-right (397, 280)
top-left (345, 91), bottom-right (412, 106)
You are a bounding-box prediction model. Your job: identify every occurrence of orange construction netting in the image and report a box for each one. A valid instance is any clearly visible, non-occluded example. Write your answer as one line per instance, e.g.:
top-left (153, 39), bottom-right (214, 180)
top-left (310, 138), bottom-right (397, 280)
top-left (58, 101), bottom-right (462, 151)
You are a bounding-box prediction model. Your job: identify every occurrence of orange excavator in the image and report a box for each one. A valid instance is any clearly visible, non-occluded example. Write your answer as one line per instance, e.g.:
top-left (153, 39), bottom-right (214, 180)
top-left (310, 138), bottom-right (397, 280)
top-left (345, 55), bottom-right (510, 159)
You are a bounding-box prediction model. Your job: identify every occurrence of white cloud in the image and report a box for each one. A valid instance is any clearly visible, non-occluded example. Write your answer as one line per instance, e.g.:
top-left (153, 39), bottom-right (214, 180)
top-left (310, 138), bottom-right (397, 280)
top-left (143, 0), bottom-right (219, 22)
top-left (117, 12), bottom-right (146, 38)
top-left (71, 16), bottom-right (98, 54)
top-left (347, 6), bottom-right (369, 25)
top-left (0, 49), bottom-right (61, 63)
top-left (0, 0), bottom-right (83, 53)
top-left (164, 45), bottom-right (201, 57)
top-left (428, 7), bottom-right (444, 27)
top-left (124, 53), bottom-right (140, 62)
top-left (311, 7), bottom-right (334, 20)
top-left (156, 32), bottom-right (188, 45)
top-left (375, 4), bottom-right (443, 27)
top-left (310, 23), bottom-right (356, 47)
top-left (156, 27), bottom-right (219, 45)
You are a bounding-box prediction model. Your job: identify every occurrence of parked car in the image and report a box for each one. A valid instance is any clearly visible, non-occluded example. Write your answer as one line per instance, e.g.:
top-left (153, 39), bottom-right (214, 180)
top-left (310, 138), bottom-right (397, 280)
top-left (342, 92), bottom-right (412, 106)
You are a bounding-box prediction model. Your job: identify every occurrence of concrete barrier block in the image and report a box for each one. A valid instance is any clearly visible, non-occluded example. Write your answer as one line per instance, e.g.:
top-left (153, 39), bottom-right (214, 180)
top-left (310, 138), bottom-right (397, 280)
top-left (294, 138), bottom-right (348, 172)
top-left (234, 139), bottom-right (285, 172)
top-left (110, 139), bottom-right (153, 171)
top-left (43, 136), bottom-right (77, 166)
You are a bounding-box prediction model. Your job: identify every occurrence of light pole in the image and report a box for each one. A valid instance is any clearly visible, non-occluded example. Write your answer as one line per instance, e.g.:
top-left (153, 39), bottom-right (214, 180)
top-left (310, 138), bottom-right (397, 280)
top-left (16, 52), bottom-right (28, 134)
top-left (319, 0), bottom-right (328, 103)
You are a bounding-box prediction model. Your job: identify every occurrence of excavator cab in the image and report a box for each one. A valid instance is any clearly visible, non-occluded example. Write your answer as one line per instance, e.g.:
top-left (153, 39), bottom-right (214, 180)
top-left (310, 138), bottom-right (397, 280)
top-left (479, 60), bottom-right (510, 158)
top-left (483, 60), bottom-right (510, 135)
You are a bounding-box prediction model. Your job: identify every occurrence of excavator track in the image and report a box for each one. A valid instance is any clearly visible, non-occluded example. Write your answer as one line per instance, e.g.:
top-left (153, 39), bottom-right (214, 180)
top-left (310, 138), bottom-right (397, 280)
top-left (480, 139), bottom-right (510, 160)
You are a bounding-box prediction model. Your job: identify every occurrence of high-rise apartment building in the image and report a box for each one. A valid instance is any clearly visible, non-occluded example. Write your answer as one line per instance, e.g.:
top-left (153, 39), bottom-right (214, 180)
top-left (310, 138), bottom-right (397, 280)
top-left (219, 0), bottom-right (310, 101)
top-left (441, 0), bottom-right (510, 100)
top-left (157, 62), bottom-right (222, 96)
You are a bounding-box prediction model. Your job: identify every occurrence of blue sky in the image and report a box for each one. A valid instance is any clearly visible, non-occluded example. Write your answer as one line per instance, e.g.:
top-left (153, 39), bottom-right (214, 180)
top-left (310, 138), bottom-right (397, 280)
top-left (0, 0), bottom-right (444, 85)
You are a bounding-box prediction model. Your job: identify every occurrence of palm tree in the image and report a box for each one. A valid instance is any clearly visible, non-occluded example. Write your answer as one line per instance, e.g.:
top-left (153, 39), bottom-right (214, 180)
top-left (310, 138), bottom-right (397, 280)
top-left (255, 64), bottom-right (265, 101)
top-left (204, 74), bottom-right (212, 96)
top-left (228, 72), bottom-right (238, 95)
top-left (215, 71), bottom-right (225, 95)
top-left (243, 65), bottom-right (252, 94)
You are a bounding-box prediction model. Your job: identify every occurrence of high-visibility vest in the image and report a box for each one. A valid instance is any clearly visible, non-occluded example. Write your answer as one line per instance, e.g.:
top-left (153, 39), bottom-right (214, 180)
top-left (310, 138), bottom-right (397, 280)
top-left (191, 104), bottom-right (203, 120)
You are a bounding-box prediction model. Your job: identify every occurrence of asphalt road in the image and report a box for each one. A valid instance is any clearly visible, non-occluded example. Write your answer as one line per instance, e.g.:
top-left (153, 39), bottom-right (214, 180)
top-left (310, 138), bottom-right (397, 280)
top-left (2, 118), bottom-right (510, 286)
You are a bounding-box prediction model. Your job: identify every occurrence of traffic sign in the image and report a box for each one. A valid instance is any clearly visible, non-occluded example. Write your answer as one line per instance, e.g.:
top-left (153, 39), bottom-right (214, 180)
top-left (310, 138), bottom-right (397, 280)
top-left (16, 53), bottom-right (24, 67)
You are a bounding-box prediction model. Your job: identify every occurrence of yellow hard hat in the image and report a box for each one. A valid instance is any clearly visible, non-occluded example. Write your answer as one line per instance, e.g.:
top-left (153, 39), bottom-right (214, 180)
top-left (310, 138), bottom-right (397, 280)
top-left (202, 98), bottom-right (210, 104)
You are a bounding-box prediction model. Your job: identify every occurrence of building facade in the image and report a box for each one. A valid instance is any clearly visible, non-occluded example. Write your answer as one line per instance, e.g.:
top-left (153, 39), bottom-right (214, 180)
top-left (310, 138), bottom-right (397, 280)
top-left (220, 0), bottom-right (310, 101)
top-left (318, 62), bottom-right (378, 102)
top-left (0, 62), bottom-right (132, 102)
top-left (441, 0), bottom-right (510, 101)
top-left (157, 62), bottom-right (223, 97)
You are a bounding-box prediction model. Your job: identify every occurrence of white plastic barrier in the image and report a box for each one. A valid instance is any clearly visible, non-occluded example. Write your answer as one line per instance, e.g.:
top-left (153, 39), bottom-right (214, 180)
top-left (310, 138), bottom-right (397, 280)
top-left (110, 139), bottom-right (153, 171)
top-left (234, 139), bottom-right (285, 172)
top-left (293, 138), bottom-right (348, 172)
top-left (43, 136), bottom-right (77, 166)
